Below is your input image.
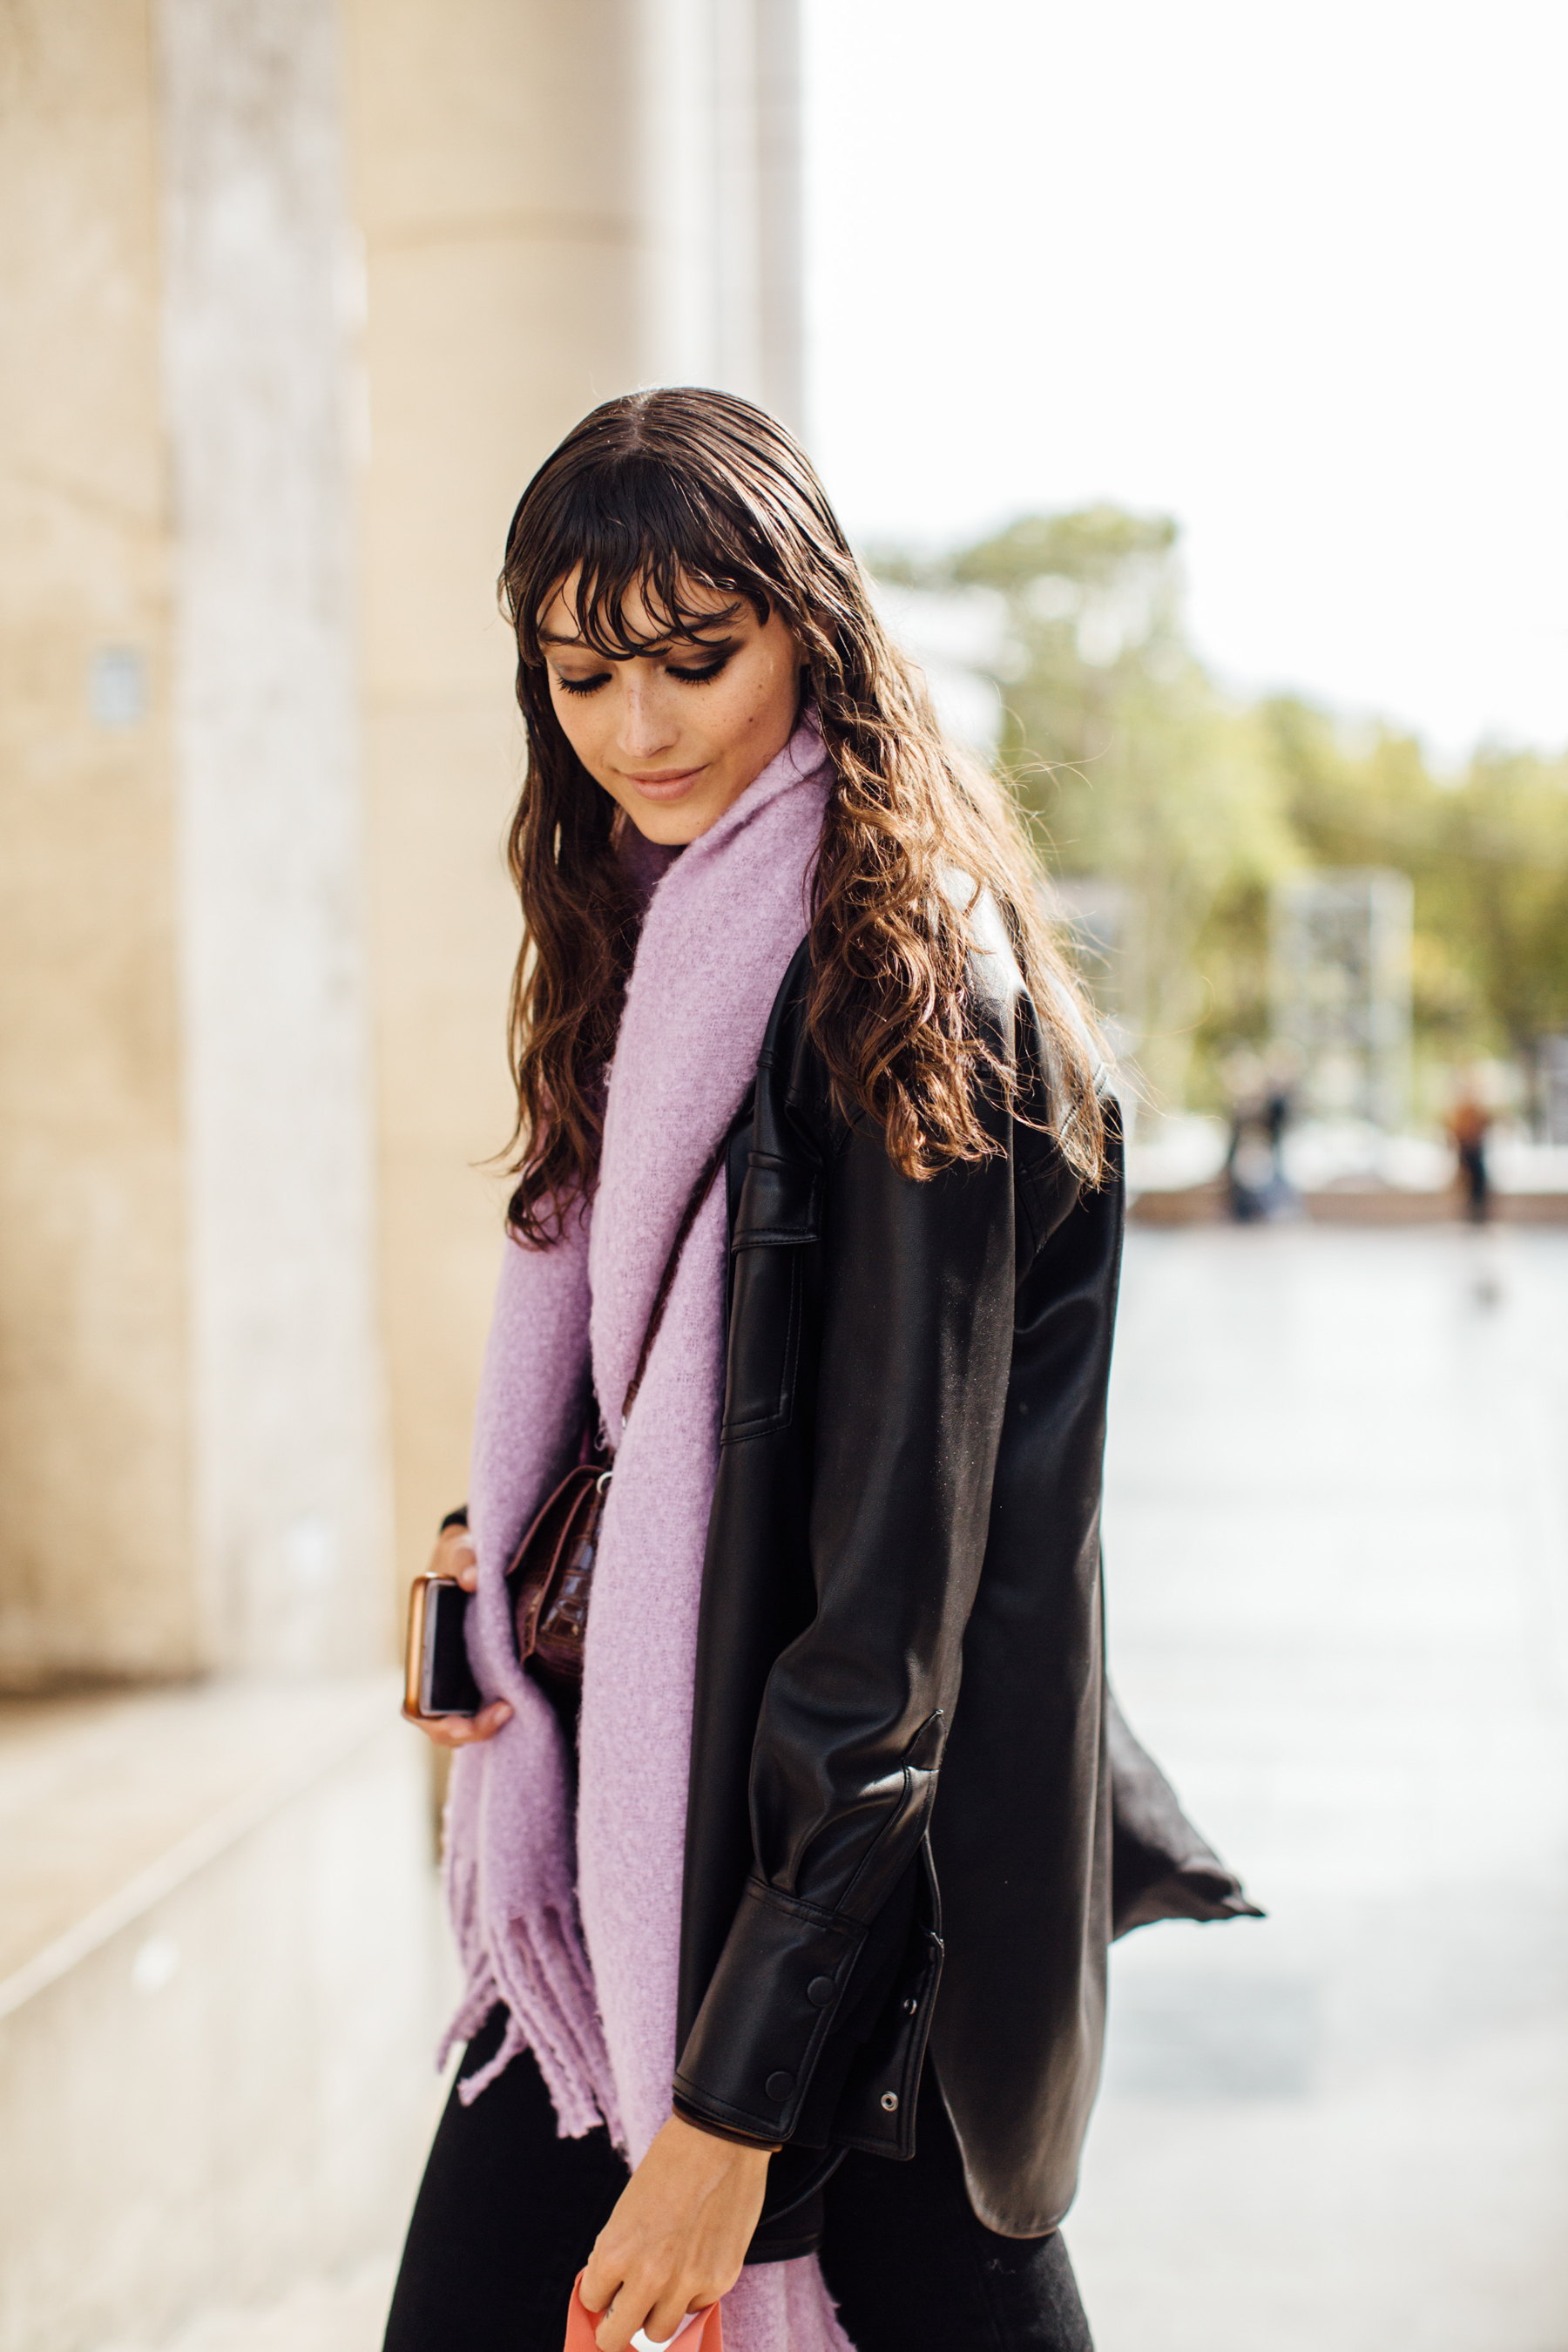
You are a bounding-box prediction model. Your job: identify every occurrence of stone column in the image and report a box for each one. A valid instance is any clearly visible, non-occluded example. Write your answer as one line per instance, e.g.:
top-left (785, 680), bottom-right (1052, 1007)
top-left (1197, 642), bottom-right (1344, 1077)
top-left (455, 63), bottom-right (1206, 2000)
top-left (157, 0), bottom-right (390, 1673)
top-left (715, 0), bottom-right (805, 430)
top-left (347, 0), bottom-right (807, 1596)
top-left (640, 0), bottom-right (805, 430)
top-left (344, 0), bottom-right (654, 1590)
top-left (753, 0), bottom-right (806, 433)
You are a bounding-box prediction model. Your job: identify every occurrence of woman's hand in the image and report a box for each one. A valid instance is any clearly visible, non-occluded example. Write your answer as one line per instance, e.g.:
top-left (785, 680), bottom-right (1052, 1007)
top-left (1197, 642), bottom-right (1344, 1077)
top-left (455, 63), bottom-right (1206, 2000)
top-left (581, 2113), bottom-right (773, 2350)
top-left (409, 1524), bottom-right (512, 1750)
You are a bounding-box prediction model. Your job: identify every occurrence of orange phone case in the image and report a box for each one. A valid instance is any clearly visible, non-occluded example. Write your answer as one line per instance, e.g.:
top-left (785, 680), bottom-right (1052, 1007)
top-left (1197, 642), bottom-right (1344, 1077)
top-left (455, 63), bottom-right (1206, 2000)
top-left (564, 2274), bottom-right (722, 2352)
top-left (402, 1573), bottom-right (443, 1722)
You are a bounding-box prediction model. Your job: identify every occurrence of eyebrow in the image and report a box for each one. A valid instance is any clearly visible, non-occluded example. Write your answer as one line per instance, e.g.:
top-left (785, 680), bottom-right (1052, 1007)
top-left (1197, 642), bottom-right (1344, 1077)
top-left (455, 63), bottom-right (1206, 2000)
top-left (538, 629), bottom-right (740, 654)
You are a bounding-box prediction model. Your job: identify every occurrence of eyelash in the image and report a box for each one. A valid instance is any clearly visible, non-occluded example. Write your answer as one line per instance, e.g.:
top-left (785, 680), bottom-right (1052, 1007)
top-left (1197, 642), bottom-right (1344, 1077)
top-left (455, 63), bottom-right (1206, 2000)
top-left (554, 652), bottom-right (732, 698)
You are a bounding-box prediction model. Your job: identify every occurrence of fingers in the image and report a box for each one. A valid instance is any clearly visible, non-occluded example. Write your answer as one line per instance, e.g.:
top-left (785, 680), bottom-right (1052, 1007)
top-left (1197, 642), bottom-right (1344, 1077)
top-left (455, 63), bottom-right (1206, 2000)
top-left (583, 2235), bottom-right (655, 2352)
top-left (579, 2244), bottom-right (621, 2331)
top-left (449, 1699), bottom-right (512, 1745)
top-left (455, 1700), bottom-right (514, 1744)
top-left (418, 1699), bottom-right (511, 1749)
top-left (429, 1524), bottom-right (479, 1591)
top-left (583, 2244), bottom-right (719, 2350)
top-left (645, 2290), bottom-right (706, 2343)
top-left (593, 2296), bottom-right (639, 2352)
top-left (589, 2278), bottom-right (706, 2352)
top-left (582, 2112), bottom-right (765, 2349)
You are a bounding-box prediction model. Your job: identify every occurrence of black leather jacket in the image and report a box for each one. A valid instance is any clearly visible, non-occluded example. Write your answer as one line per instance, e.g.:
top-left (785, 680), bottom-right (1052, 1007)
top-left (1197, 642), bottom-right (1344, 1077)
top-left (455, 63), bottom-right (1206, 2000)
top-left (670, 919), bottom-right (1255, 2248)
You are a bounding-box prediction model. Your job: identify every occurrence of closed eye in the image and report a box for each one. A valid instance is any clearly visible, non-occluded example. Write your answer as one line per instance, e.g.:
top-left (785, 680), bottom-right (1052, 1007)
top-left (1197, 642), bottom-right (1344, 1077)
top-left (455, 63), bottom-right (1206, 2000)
top-left (666, 652), bottom-right (733, 685)
top-left (550, 642), bottom-right (736, 696)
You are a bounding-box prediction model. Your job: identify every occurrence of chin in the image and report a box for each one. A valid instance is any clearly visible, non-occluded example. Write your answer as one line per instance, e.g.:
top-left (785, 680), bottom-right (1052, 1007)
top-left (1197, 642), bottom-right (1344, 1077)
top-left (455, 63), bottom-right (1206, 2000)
top-left (621, 790), bottom-right (730, 846)
top-left (623, 807), bottom-right (702, 847)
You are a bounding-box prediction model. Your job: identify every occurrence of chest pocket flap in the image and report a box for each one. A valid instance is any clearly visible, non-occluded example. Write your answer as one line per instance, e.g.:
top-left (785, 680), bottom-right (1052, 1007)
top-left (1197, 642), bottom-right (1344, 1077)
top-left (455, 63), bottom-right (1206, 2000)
top-left (723, 1152), bottom-right (821, 1441)
top-left (732, 1150), bottom-right (821, 1249)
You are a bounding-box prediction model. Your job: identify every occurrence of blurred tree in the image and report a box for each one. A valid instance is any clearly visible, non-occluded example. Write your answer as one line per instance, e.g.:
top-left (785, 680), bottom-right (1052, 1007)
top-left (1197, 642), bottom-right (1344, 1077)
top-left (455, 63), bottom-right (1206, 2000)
top-left (1436, 750), bottom-right (1568, 1089)
top-left (1263, 700), bottom-right (1568, 1106)
top-left (877, 512), bottom-right (1568, 1122)
top-left (880, 509), bottom-right (1294, 1106)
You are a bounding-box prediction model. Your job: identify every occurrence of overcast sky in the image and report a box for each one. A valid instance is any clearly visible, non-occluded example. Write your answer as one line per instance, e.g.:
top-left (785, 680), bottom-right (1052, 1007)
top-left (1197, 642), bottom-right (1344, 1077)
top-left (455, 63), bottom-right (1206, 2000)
top-left (802, 0), bottom-right (1568, 762)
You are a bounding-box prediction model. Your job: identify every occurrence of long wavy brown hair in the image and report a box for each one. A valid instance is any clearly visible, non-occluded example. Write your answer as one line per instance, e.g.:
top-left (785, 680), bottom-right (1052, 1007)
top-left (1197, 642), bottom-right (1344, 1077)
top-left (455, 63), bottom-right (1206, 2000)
top-left (498, 388), bottom-right (1107, 1243)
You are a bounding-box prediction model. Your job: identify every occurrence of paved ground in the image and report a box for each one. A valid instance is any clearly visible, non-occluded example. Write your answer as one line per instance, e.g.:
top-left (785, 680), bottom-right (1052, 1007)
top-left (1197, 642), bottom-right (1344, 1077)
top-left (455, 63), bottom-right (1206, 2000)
top-left (141, 2265), bottom-right (396, 2352)
top-left (1069, 1223), bottom-right (1568, 2352)
top-left (122, 1224), bottom-right (1568, 2351)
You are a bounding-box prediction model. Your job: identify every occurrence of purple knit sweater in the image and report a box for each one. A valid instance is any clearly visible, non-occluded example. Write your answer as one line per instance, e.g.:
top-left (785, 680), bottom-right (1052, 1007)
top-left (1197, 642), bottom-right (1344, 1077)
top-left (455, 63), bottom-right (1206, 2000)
top-left (443, 718), bottom-right (855, 2352)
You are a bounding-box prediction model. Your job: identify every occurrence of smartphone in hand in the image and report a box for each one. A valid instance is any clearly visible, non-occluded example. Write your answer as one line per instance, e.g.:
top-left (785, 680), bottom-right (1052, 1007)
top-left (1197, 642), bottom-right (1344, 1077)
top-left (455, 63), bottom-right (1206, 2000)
top-left (402, 1575), bottom-right (483, 1720)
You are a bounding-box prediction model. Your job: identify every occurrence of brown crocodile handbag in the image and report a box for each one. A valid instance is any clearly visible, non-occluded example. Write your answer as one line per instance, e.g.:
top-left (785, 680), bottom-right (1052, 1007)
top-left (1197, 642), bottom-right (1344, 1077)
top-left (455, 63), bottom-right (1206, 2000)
top-left (504, 1136), bottom-right (728, 1689)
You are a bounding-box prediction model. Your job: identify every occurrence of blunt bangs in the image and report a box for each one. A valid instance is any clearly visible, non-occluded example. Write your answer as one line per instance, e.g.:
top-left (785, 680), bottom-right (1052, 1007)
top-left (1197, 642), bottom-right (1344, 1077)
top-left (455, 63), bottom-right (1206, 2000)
top-left (510, 449), bottom-right (781, 667)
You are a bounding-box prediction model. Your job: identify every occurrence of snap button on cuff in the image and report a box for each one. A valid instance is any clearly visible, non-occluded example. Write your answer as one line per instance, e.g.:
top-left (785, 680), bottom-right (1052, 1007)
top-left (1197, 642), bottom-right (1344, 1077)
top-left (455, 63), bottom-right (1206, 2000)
top-left (807, 1976), bottom-right (836, 2007)
top-left (765, 2071), bottom-right (794, 2103)
top-left (879, 2091), bottom-right (899, 2112)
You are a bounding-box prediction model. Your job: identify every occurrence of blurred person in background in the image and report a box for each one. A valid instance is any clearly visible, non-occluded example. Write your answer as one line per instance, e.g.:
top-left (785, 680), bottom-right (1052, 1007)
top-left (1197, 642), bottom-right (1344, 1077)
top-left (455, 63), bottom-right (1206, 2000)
top-left (1261, 1044), bottom-right (1299, 1186)
top-left (386, 390), bottom-right (1253, 2352)
top-left (1222, 1044), bottom-right (1298, 1222)
top-left (1447, 1080), bottom-right (1492, 1222)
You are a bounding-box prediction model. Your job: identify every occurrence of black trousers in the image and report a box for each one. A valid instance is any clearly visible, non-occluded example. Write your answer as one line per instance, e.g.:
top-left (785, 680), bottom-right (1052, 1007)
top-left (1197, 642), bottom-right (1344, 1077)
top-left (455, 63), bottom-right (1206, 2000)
top-left (384, 2011), bottom-right (1093, 2352)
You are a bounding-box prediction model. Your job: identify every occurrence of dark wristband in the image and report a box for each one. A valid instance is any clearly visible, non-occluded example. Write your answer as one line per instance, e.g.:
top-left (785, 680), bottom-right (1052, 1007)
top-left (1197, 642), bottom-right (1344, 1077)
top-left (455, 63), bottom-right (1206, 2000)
top-left (438, 1506), bottom-right (470, 1533)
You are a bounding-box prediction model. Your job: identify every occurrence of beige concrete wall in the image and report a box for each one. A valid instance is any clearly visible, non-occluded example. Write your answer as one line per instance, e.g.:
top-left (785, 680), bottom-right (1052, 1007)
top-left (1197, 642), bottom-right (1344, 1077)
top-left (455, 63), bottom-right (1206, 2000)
top-left (0, 0), bottom-right (198, 1685)
top-left (344, 0), bottom-right (657, 1585)
top-left (157, 0), bottom-right (392, 1676)
top-left (0, 0), bottom-right (807, 1672)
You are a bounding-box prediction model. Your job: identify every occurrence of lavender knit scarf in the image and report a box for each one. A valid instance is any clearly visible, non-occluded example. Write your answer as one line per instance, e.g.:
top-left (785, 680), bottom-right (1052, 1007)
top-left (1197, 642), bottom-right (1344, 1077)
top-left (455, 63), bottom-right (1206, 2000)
top-left (442, 717), bottom-right (855, 2352)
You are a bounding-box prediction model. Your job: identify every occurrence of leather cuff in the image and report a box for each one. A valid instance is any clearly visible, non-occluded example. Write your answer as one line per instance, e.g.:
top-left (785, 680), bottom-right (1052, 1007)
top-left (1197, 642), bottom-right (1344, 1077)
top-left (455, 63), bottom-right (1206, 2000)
top-left (672, 2102), bottom-right (781, 2153)
top-left (673, 1877), bottom-right (866, 2146)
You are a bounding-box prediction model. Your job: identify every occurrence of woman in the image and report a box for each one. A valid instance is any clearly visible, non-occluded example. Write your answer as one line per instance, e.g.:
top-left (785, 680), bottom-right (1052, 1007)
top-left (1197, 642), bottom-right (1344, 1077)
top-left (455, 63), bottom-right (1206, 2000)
top-left (385, 389), bottom-right (1254, 2352)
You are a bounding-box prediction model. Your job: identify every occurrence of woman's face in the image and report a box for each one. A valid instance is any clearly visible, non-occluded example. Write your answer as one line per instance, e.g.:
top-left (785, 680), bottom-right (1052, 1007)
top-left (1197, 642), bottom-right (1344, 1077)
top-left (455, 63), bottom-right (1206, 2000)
top-left (537, 570), bottom-right (803, 844)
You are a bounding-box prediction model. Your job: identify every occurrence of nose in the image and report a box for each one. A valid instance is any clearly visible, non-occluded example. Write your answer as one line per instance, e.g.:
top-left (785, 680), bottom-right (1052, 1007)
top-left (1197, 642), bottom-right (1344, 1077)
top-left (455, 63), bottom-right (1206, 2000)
top-left (618, 674), bottom-right (679, 764)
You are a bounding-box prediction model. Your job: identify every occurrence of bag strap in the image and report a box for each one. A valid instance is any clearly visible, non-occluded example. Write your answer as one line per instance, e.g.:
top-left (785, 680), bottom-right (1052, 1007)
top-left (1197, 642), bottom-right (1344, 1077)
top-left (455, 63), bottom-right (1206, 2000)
top-left (619, 1131), bottom-right (733, 1426)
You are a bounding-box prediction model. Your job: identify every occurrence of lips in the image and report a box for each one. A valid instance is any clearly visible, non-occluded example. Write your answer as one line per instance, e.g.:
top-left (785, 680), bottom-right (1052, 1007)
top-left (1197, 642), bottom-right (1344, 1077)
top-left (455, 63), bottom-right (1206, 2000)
top-left (622, 766), bottom-right (706, 801)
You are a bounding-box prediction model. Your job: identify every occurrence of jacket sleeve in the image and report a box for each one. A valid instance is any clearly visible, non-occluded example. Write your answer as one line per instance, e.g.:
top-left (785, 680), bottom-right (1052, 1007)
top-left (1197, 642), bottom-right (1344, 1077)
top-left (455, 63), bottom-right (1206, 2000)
top-left (672, 1096), bottom-right (1018, 2146)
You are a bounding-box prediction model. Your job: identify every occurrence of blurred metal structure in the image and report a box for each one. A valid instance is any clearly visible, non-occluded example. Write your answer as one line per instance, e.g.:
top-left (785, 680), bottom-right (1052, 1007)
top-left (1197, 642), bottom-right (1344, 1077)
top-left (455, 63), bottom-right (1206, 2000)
top-left (1540, 1035), bottom-right (1568, 1146)
top-left (1270, 868), bottom-right (1413, 1130)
